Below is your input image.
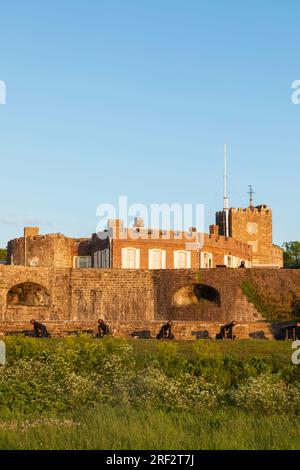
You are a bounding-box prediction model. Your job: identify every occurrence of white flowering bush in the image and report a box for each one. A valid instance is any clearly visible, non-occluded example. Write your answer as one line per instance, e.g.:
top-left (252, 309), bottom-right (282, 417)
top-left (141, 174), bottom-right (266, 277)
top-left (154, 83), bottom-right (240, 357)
top-left (0, 354), bottom-right (98, 412)
top-left (1, 337), bottom-right (300, 416)
top-left (230, 373), bottom-right (300, 414)
top-left (94, 353), bottom-right (136, 406)
top-left (129, 366), bottom-right (224, 410)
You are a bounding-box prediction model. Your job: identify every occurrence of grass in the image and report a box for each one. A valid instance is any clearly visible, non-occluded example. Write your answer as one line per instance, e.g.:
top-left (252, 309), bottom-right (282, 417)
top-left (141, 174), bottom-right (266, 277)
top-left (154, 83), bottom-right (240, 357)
top-left (129, 338), bottom-right (293, 362)
top-left (0, 405), bottom-right (299, 450)
top-left (5, 336), bottom-right (294, 362)
top-left (0, 337), bottom-right (299, 450)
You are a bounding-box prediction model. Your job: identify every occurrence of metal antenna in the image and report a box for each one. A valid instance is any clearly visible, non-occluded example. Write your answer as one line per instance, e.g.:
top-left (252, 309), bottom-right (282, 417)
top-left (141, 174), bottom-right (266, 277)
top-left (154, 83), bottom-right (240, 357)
top-left (223, 144), bottom-right (229, 237)
top-left (248, 185), bottom-right (255, 208)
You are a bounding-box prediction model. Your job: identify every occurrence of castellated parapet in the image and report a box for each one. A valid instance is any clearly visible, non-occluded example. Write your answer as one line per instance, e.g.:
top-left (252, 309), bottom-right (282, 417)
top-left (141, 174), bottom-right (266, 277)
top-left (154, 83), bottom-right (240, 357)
top-left (7, 200), bottom-right (282, 270)
top-left (216, 204), bottom-right (283, 268)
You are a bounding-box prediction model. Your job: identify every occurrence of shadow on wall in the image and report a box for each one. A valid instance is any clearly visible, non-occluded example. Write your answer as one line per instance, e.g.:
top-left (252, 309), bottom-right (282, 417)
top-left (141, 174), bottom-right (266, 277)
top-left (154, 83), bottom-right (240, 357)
top-left (7, 282), bottom-right (50, 308)
top-left (173, 284), bottom-right (221, 307)
top-left (170, 284), bottom-right (221, 321)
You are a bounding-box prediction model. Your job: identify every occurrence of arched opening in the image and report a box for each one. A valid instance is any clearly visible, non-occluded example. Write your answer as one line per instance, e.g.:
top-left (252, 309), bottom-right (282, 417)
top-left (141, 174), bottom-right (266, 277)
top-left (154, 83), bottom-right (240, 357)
top-left (173, 284), bottom-right (220, 307)
top-left (7, 282), bottom-right (50, 307)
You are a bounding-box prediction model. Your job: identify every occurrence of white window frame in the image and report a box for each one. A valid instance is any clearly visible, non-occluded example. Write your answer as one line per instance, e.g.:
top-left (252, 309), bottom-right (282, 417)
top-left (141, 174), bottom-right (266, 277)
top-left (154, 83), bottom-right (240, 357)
top-left (174, 250), bottom-right (191, 269)
top-left (224, 255), bottom-right (239, 268)
top-left (247, 222), bottom-right (258, 234)
top-left (121, 247), bottom-right (140, 269)
top-left (201, 252), bottom-right (213, 268)
top-left (74, 256), bottom-right (92, 268)
top-left (148, 249), bottom-right (166, 269)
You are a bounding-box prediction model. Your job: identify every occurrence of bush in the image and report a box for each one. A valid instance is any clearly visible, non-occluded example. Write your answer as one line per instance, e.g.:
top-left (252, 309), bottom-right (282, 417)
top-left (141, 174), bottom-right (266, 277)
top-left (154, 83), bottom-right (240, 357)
top-left (0, 354), bottom-right (98, 412)
top-left (130, 366), bottom-right (224, 411)
top-left (5, 337), bottom-right (42, 362)
top-left (230, 373), bottom-right (300, 414)
top-left (56, 334), bottom-right (135, 373)
top-left (0, 337), bottom-right (299, 417)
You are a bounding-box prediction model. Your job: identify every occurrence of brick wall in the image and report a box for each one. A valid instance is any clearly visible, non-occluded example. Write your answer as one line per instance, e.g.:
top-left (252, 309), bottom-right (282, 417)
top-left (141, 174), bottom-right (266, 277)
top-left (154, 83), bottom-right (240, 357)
top-left (8, 226), bottom-right (252, 270)
top-left (93, 231), bottom-right (252, 269)
top-left (216, 206), bottom-right (283, 267)
top-left (0, 266), bottom-right (299, 339)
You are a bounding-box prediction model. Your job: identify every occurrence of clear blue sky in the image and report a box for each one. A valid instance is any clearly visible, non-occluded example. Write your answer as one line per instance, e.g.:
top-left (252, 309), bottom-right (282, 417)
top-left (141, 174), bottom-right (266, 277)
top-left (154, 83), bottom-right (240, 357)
top-left (0, 0), bottom-right (299, 247)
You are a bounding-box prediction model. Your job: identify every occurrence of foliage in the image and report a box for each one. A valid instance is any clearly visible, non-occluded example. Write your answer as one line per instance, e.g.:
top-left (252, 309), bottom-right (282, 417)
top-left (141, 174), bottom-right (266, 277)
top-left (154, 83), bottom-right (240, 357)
top-left (0, 248), bottom-right (7, 262)
top-left (230, 372), bottom-right (300, 414)
top-left (283, 241), bottom-right (300, 267)
top-left (0, 354), bottom-right (99, 412)
top-left (241, 280), bottom-right (293, 320)
top-left (0, 336), bottom-right (299, 418)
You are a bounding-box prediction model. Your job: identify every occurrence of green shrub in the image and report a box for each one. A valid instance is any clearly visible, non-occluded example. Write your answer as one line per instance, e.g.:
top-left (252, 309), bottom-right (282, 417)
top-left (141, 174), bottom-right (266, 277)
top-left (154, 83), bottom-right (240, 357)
top-left (5, 337), bottom-right (42, 362)
top-left (0, 337), bottom-right (299, 418)
top-left (0, 354), bottom-right (98, 412)
top-left (230, 373), bottom-right (300, 414)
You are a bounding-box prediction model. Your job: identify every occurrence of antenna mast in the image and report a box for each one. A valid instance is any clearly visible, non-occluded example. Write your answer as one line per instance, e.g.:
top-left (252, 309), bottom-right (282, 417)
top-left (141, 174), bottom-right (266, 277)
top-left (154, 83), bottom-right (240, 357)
top-left (248, 185), bottom-right (255, 209)
top-left (223, 143), bottom-right (229, 237)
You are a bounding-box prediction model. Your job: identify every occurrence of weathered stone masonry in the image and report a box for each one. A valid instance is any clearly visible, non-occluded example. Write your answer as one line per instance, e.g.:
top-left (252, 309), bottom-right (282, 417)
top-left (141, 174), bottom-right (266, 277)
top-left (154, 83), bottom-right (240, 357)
top-left (0, 266), bottom-right (299, 339)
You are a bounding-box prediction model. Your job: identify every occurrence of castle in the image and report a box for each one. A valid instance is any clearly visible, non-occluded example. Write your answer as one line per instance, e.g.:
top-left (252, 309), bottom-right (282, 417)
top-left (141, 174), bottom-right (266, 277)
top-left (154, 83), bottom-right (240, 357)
top-left (0, 199), bottom-right (295, 340)
top-left (7, 202), bottom-right (283, 270)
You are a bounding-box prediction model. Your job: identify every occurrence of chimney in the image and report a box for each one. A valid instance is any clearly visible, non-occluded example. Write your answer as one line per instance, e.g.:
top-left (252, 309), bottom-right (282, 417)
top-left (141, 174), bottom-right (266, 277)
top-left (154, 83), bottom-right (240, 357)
top-left (134, 217), bottom-right (144, 228)
top-left (107, 219), bottom-right (124, 239)
top-left (209, 224), bottom-right (219, 236)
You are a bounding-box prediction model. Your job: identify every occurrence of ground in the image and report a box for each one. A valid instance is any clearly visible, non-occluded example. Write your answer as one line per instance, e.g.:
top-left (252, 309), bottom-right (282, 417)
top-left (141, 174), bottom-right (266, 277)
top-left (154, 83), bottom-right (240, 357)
top-left (0, 337), bottom-right (299, 450)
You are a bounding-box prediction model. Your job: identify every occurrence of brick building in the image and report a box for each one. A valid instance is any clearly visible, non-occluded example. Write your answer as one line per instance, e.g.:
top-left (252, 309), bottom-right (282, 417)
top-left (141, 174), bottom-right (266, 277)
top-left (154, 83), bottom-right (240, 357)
top-left (216, 204), bottom-right (283, 267)
top-left (7, 201), bottom-right (283, 269)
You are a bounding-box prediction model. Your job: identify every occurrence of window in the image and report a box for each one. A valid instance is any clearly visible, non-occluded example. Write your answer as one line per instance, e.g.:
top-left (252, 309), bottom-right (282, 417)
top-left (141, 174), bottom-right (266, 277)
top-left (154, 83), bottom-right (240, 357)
top-left (94, 252), bottom-right (100, 268)
top-left (224, 255), bottom-right (238, 268)
top-left (121, 248), bottom-right (140, 269)
top-left (174, 250), bottom-right (191, 269)
top-left (247, 223), bottom-right (257, 234)
top-left (149, 249), bottom-right (166, 269)
top-left (201, 252), bottom-right (213, 268)
top-left (101, 249), bottom-right (110, 268)
top-left (94, 249), bottom-right (110, 268)
top-left (248, 241), bottom-right (258, 253)
top-left (74, 256), bottom-right (92, 268)
top-left (29, 257), bottom-right (39, 267)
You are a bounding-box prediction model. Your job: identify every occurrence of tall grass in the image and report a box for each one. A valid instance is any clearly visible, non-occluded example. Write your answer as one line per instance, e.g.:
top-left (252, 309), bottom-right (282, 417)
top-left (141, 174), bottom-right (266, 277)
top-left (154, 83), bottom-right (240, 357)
top-left (0, 406), bottom-right (299, 450)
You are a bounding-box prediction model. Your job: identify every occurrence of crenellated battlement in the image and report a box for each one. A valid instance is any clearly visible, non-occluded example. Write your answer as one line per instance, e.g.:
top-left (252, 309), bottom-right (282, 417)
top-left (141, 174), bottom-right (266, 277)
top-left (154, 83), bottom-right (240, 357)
top-left (216, 203), bottom-right (282, 268)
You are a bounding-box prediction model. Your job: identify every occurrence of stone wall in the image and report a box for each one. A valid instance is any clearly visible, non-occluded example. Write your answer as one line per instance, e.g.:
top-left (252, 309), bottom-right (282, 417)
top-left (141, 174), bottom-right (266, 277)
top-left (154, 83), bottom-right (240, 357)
top-left (7, 233), bottom-right (90, 268)
top-left (0, 266), bottom-right (299, 338)
top-left (0, 320), bottom-right (279, 340)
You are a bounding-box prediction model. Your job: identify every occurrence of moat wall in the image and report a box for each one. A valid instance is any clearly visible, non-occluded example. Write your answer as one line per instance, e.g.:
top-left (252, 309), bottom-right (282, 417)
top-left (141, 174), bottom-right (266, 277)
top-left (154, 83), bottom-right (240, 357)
top-left (0, 266), bottom-right (299, 339)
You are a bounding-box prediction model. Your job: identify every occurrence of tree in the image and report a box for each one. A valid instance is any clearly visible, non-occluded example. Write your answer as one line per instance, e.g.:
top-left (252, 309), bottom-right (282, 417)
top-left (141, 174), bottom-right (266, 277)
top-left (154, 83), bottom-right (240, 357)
top-left (283, 241), bottom-right (300, 267)
top-left (0, 248), bottom-right (7, 262)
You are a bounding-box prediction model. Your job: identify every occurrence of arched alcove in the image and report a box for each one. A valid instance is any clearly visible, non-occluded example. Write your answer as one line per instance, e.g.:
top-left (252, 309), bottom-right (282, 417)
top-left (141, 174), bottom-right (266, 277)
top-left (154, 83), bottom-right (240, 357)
top-left (7, 282), bottom-right (50, 307)
top-left (173, 284), bottom-right (221, 307)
